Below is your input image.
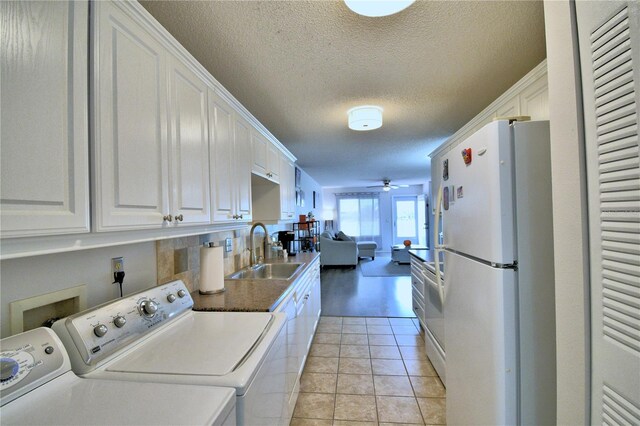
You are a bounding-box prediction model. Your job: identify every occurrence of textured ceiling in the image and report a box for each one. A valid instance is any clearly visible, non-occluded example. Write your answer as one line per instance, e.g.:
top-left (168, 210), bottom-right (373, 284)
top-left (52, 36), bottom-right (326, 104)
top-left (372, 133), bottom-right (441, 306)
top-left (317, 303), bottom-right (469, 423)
top-left (141, 0), bottom-right (546, 188)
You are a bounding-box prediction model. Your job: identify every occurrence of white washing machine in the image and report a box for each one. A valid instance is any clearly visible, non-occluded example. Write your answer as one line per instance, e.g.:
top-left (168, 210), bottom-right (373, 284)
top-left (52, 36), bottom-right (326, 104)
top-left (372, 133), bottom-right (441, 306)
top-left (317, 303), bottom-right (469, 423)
top-left (0, 327), bottom-right (236, 425)
top-left (52, 280), bottom-right (288, 426)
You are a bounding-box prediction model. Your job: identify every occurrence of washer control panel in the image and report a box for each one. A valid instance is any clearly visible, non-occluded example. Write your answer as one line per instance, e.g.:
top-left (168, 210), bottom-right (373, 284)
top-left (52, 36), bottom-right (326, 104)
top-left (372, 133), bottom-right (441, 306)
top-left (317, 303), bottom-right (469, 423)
top-left (53, 280), bottom-right (193, 370)
top-left (0, 327), bottom-right (66, 407)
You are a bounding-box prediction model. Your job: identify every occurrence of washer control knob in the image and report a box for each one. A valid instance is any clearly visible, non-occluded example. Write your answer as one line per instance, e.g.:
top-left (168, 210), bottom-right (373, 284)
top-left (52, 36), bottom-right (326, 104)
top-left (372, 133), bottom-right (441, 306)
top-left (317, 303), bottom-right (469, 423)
top-left (140, 300), bottom-right (158, 317)
top-left (167, 294), bottom-right (176, 303)
top-left (113, 316), bottom-right (127, 328)
top-left (0, 359), bottom-right (19, 382)
top-left (93, 324), bottom-right (108, 338)
top-left (44, 346), bottom-right (54, 355)
top-left (177, 289), bottom-right (187, 298)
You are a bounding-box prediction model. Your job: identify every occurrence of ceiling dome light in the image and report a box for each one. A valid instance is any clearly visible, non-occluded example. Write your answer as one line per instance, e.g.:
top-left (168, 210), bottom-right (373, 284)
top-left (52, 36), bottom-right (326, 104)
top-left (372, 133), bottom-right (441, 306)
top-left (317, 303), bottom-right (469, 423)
top-left (348, 106), bottom-right (383, 131)
top-left (344, 0), bottom-right (415, 17)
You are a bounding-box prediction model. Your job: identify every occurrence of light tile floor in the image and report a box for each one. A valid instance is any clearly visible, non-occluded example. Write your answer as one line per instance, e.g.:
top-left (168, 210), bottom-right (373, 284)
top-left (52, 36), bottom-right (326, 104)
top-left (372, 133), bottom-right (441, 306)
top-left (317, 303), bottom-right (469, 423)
top-left (291, 316), bottom-right (446, 425)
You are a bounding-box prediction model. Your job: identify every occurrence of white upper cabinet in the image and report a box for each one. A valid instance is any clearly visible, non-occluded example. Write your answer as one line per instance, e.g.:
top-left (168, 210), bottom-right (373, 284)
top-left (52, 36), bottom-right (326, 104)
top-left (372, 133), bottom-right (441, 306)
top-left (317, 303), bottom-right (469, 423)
top-left (167, 58), bottom-right (210, 225)
top-left (209, 89), bottom-right (235, 222)
top-left (251, 131), bottom-right (269, 177)
top-left (518, 75), bottom-right (549, 121)
top-left (267, 142), bottom-right (281, 183)
top-left (251, 130), bottom-right (280, 183)
top-left (93, 0), bottom-right (169, 231)
top-left (280, 155), bottom-right (296, 220)
top-left (209, 90), bottom-right (252, 223)
top-left (234, 116), bottom-right (253, 221)
top-left (1, 1), bottom-right (89, 238)
top-left (1, 0), bottom-right (297, 256)
top-left (431, 61), bottom-right (549, 195)
top-left (93, 1), bottom-right (210, 231)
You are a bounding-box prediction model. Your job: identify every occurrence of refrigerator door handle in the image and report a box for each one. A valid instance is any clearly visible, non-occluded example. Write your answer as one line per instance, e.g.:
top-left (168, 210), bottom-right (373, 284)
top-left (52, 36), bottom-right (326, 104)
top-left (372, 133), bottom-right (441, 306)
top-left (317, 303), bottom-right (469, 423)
top-left (434, 183), bottom-right (446, 305)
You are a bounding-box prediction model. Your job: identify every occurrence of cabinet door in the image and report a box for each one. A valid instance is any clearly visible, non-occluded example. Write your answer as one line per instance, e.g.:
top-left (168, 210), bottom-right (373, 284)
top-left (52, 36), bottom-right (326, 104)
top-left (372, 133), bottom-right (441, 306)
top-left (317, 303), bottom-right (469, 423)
top-left (279, 154), bottom-right (289, 220)
top-left (268, 142), bottom-right (281, 183)
top-left (168, 59), bottom-right (210, 225)
top-left (494, 95), bottom-right (519, 119)
top-left (234, 116), bottom-right (253, 221)
top-left (280, 155), bottom-right (295, 220)
top-left (251, 130), bottom-right (268, 177)
top-left (287, 158), bottom-right (296, 218)
top-left (209, 90), bottom-right (236, 222)
top-left (1, 1), bottom-right (89, 237)
top-left (93, 1), bottom-right (169, 231)
top-left (280, 294), bottom-right (300, 418)
top-left (518, 74), bottom-right (549, 120)
top-left (309, 263), bottom-right (322, 331)
top-left (300, 264), bottom-right (321, 362)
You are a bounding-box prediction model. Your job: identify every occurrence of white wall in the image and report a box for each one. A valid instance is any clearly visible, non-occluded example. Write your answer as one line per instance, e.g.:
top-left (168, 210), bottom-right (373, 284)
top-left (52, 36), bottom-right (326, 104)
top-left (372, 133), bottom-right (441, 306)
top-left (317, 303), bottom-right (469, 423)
top-left (295, 167), bottom-right (323, 222)
top-left (322, 185), bottom-right (425, 251)
top-left (0, 242), bottom-right (157, 338)
top-left (544, 1), bottom-right (591, 423)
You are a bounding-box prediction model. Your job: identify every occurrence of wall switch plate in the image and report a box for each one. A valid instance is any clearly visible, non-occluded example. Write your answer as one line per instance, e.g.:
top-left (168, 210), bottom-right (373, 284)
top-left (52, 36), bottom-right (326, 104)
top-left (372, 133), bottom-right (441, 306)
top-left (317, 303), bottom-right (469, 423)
top-left (111, 257), bottom-right (124, 274)
top-left (225, 238), bottom-right (232, 253)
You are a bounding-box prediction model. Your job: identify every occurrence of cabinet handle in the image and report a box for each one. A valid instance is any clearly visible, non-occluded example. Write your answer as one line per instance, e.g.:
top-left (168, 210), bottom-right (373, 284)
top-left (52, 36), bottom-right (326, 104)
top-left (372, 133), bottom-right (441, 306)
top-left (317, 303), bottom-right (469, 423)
top-left (174, 214), bottom-right (184, 222)
top-left (238, 214), bottom-right (243, 219)
top-left (163, 214), bottom-right (173, 222)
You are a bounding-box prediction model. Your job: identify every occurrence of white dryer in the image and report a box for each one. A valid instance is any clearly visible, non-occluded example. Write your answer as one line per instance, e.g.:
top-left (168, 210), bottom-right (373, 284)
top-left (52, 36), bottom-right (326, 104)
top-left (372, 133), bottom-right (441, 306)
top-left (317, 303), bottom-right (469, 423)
top-left (0, 327), bottom-right (236, 425)
top-left (52, 280), bottom-right (288, 426)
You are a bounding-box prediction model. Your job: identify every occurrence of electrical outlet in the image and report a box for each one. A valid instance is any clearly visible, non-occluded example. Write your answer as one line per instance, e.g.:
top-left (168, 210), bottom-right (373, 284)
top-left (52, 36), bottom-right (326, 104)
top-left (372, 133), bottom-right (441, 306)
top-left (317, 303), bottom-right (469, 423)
top-left (111, 257), bottom-right (124, 275)
top-left (225, 238), bottom-right (232, 253)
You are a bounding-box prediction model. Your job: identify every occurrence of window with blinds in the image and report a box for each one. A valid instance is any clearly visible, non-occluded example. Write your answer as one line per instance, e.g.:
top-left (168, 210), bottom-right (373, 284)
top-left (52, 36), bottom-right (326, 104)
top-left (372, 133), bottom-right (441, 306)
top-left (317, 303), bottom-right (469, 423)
top-left (335, 193), bottom-right (382, 245)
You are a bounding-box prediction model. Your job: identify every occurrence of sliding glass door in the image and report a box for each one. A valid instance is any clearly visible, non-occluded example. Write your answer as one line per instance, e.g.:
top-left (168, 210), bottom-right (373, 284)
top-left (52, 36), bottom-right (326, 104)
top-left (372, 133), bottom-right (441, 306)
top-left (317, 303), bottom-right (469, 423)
top-left (392, 195), bottom-right (418, 245)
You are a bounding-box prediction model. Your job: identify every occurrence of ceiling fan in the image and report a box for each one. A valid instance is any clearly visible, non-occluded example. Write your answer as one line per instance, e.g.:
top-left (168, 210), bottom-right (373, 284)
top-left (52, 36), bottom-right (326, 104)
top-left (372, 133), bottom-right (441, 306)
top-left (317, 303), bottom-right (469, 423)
top-left (367, 179), bottom-right (409, 192)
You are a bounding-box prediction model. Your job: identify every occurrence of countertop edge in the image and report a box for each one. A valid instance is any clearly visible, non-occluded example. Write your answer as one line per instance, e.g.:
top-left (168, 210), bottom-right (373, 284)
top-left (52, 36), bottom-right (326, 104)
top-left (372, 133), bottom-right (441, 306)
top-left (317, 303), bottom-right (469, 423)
top-left (408, 248), bottom-right (435, 263)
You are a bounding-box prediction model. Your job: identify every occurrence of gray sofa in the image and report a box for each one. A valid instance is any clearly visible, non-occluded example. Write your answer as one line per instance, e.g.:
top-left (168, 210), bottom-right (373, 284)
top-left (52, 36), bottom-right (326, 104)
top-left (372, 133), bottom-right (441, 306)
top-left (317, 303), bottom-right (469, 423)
top-left (319, 231), bottom-right (358, 267)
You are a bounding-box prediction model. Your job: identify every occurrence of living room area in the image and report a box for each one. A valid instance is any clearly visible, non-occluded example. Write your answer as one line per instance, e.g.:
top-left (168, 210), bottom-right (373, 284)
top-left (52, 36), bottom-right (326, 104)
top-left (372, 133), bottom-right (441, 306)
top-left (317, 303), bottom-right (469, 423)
top-left (320, 184), bottom-right (429, 261)
top-left (317, 184), bottom-right (430, 318)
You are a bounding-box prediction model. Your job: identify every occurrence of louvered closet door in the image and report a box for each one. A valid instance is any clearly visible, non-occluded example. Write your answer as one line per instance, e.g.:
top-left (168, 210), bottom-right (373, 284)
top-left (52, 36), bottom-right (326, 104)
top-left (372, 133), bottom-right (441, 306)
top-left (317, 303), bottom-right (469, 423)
top-left (576, 2), bottom-right (640, 424)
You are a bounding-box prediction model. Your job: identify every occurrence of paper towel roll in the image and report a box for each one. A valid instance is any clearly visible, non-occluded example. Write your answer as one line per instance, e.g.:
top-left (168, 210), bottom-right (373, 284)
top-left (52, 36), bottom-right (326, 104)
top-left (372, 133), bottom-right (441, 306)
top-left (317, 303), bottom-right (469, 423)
top-left (199, 244), bottom-right (225, 294)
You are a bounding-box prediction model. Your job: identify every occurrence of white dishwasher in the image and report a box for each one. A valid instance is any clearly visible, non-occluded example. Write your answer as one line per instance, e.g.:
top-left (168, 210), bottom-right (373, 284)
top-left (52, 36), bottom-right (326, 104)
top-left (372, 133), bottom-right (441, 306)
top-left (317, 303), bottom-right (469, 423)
top-left (423, 261), bottom-right (446, 384)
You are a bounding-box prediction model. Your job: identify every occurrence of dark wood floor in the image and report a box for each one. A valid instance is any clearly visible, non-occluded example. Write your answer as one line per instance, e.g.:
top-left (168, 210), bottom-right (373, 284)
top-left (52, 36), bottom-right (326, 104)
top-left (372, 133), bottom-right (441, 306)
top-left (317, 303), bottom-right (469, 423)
top-left (320, 257), bottom-right (415, 317)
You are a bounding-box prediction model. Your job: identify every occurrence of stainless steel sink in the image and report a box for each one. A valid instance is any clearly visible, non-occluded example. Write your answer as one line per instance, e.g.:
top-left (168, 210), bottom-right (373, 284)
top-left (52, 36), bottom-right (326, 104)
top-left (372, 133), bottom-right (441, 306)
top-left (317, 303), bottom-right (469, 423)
top-left (227, 263), bottom-right (303, 280)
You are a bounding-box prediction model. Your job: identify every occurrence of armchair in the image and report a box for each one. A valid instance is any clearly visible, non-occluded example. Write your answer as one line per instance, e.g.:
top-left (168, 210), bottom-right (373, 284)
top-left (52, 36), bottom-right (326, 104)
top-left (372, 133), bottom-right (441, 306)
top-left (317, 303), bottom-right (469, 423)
top-left (319, 231), bottom-right (358, 267)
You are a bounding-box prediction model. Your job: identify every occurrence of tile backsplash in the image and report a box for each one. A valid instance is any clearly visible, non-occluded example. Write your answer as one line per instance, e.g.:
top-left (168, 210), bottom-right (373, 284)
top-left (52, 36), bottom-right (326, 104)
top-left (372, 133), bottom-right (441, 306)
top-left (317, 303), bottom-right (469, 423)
top-left (156, 227), bottom-right (273, 293)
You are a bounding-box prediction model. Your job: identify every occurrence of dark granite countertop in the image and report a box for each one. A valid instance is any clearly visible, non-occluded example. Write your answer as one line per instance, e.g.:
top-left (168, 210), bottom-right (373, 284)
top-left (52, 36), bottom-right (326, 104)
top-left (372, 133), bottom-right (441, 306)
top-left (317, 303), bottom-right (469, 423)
top-left (191, 252), bottom-right (320, 312)
top-left (408, 248), bottom-right (436, 263)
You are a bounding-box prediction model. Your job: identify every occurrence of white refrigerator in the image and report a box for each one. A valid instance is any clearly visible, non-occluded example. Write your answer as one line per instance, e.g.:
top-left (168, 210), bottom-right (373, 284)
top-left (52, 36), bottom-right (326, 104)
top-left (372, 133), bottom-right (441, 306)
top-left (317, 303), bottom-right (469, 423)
top-left (434, 120), bottom-right (557, 425)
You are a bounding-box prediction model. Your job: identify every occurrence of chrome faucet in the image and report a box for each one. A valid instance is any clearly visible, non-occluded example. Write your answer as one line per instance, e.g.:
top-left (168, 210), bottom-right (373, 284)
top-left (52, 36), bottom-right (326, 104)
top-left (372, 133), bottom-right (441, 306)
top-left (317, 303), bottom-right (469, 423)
top-left (249, 222), bottom-right (268, 266)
